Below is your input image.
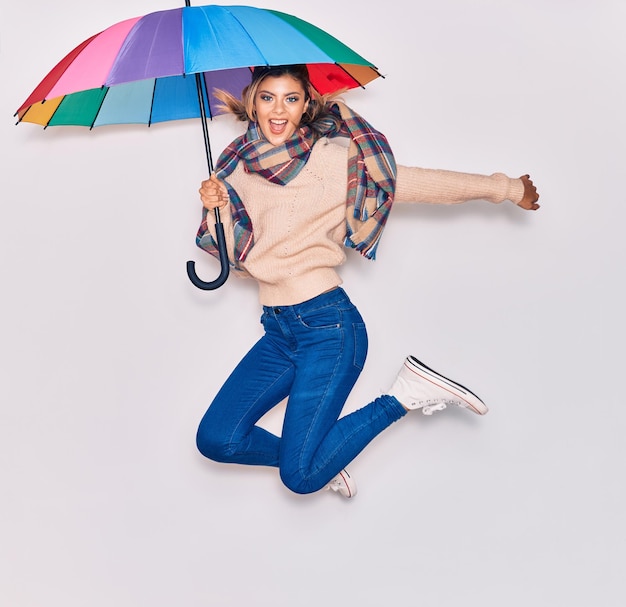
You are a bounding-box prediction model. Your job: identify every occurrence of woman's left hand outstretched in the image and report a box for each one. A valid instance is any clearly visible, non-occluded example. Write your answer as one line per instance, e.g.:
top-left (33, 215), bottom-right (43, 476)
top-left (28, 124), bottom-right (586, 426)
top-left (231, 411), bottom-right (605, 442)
top-left (518, 175), bottom-right (540, 210)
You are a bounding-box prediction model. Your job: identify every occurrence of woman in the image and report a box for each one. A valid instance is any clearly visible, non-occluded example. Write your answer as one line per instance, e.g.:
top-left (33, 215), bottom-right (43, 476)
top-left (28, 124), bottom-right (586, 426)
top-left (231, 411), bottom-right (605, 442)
top-left (195, 65), bottom-right (539, 498)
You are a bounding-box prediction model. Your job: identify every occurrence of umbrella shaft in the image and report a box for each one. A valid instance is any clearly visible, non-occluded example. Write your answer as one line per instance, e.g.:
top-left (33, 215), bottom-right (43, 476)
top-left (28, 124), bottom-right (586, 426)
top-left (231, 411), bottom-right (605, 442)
top-left (194, 72), bottom-right (214, 174)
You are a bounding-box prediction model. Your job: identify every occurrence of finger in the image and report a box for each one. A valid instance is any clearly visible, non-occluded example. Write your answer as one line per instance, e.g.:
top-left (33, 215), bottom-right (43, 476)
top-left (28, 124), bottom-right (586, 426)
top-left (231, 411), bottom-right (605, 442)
top-left (200, 181), bottom-right (221, 196)
top-left (211, 174), bottom-right (229, 197)
top-left (209, 173), bottom-right (224, 188)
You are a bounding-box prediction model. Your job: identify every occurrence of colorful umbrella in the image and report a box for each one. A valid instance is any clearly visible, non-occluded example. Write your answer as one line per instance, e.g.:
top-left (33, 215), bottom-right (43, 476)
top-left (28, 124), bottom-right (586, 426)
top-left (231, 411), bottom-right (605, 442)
top-left (16, 3), bottom-right (382, 289)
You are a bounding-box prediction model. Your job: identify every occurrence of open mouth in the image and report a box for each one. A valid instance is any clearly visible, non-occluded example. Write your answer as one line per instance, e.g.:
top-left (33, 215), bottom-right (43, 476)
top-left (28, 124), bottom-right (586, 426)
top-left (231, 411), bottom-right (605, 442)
top-left (269, 119), bottom-right (288, 134)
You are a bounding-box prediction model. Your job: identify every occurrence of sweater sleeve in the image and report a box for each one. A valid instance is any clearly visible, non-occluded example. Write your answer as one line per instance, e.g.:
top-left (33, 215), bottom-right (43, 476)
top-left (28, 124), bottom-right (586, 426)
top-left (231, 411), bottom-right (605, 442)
top-left (394, 165), bottom-right (525, 205)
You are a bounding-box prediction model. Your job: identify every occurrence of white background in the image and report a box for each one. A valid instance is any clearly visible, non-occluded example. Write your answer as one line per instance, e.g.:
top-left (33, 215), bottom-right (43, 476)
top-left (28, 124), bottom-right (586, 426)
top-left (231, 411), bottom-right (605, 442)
top-left (2, 1), bottom-right (625, 605)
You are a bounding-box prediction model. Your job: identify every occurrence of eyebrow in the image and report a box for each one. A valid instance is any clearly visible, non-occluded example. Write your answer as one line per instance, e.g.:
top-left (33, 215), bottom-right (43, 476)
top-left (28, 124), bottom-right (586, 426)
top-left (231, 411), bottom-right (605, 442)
top-left (257, 89), bottom-right (302, 96)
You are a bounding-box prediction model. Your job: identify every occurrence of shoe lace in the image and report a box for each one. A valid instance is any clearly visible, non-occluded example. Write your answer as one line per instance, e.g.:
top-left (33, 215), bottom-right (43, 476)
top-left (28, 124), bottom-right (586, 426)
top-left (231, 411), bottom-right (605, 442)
top-left (327, 480), bottom-right (342, 491)
top-left (421, 402), bottom-right (448, 416)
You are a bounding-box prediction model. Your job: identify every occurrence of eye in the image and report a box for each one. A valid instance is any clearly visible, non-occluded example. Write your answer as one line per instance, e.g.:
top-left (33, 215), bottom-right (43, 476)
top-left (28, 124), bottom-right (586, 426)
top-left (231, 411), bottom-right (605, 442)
top-left (259, 94), bottom-right (273, 102)
top-left (286, 96), bottom-right (300, 103)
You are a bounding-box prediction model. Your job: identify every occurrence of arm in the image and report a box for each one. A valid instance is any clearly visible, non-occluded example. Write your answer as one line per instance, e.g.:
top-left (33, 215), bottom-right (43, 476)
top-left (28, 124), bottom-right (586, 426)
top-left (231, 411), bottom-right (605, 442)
top-left (395, 166), bottom-right (539, 210)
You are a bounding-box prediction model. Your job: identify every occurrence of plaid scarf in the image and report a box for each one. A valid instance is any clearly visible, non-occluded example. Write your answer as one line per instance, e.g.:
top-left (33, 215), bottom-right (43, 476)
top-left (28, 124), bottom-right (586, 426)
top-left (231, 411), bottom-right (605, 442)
top-left (196, 101), bottom-right (396, 266)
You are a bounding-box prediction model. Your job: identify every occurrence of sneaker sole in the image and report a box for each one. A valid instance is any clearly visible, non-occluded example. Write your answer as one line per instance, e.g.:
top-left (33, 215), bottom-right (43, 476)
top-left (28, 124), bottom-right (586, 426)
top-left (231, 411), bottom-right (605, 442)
top-left (406, 356), bottom-right (488, 415)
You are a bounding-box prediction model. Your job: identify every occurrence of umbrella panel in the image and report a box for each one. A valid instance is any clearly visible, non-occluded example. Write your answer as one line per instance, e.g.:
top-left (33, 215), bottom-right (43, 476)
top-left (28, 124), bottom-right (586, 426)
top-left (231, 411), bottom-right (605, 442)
top-left (17, 61), bottom-right (379, 128)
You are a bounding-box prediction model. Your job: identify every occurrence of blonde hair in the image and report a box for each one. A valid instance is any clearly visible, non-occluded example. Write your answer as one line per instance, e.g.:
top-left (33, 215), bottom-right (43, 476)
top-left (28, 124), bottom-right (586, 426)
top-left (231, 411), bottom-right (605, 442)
top-left (213, 65), bottom-right (344, 133)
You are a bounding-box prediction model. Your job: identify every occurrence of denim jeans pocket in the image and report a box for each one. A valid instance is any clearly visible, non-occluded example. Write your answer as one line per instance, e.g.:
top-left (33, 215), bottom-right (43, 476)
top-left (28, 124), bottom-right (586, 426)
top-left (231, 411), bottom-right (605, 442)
top-left (352, 322), bottom-right (368, 370)
top-left (296, 306), bottom-right (341, 329)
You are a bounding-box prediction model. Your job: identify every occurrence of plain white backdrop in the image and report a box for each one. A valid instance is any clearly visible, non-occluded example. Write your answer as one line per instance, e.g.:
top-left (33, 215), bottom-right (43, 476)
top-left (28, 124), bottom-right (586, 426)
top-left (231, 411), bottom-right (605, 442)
top-left (2, 1), bottom-right (625, 605)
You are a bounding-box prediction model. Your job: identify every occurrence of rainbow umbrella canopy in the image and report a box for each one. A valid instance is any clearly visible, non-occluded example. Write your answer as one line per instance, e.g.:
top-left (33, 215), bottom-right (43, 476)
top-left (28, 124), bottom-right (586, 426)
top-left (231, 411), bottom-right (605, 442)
top-left (15, 3), bottom-right (382, 289)
top-left (15, 4), bottom-right (381, 128)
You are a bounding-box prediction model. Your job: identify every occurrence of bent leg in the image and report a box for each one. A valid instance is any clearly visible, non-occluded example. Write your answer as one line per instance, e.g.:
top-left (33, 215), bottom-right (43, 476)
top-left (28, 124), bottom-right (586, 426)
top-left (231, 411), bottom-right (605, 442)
top-left (278, 295), bottom-right (406, 494)
top-left (196, 334), bottom-right (294, 467)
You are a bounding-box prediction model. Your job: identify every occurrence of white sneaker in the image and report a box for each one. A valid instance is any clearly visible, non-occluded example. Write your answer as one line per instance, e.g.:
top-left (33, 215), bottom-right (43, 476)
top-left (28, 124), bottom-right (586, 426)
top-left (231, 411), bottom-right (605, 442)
top-left (388, 355), bottom-right (488, 415)
top-left (325, 469), bottom-right (357, 498)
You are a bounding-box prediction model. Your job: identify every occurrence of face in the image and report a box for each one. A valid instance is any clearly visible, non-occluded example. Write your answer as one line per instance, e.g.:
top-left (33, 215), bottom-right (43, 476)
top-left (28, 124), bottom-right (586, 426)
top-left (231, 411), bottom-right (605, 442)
top-left (253, 75), bottom-right (309, 146)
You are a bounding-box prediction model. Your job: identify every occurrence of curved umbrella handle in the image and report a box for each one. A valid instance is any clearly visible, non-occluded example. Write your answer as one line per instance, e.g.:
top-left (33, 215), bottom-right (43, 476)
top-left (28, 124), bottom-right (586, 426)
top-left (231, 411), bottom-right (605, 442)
top-left (186, 220), bottom-right (230, 290)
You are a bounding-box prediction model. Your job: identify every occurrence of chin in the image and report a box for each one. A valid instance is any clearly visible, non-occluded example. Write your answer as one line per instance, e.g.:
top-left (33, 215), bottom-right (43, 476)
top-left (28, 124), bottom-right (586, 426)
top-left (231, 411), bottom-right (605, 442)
top-left (261, 126), bottom-right (296, 146)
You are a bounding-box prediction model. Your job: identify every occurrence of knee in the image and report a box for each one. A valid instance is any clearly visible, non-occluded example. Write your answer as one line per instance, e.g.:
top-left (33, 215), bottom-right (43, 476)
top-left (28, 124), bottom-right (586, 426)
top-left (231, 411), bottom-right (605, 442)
top-left (196, 419), bottom-right (237, 463)
top-left (279, 468), bottom-right (319, 495)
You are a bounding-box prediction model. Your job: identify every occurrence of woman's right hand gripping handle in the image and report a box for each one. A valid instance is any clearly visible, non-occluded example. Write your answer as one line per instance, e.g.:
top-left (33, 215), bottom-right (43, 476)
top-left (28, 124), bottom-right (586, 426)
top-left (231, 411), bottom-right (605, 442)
top-left (199, 173), bottom-right (230, 211)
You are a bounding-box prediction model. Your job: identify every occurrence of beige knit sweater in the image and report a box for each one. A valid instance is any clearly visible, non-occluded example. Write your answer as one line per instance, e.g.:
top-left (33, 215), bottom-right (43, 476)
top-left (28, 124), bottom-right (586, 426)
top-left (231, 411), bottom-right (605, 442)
top-left (206, 137), bottom-right (525, 306)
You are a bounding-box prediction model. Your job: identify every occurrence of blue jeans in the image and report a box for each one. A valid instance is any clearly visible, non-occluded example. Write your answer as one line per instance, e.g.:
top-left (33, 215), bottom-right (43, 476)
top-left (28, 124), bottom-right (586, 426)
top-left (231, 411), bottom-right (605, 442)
top-left (196, 288), bottom-right (406, 494)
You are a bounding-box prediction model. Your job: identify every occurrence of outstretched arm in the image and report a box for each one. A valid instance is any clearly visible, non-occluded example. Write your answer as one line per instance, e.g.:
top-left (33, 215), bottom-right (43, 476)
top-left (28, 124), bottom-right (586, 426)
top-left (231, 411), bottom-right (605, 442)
top-left (394, 166), bottom-right (540, 210)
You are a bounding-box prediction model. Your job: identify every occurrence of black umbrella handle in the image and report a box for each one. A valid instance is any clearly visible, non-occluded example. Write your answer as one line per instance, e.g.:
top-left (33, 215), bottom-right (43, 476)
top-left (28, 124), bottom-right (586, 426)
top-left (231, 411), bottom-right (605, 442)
top-left (187, 214), bottom-right (230, 290)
